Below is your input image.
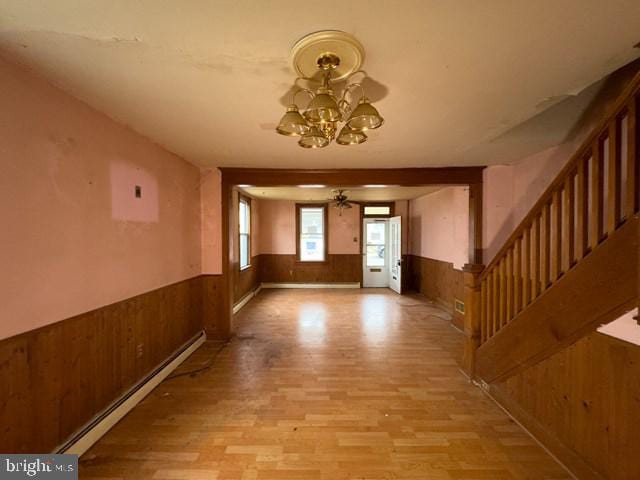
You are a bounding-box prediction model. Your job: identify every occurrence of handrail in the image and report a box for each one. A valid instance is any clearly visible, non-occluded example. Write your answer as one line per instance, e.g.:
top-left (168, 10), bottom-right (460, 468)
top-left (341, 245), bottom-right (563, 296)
top-left (477, 71), bottom-right (640, 345)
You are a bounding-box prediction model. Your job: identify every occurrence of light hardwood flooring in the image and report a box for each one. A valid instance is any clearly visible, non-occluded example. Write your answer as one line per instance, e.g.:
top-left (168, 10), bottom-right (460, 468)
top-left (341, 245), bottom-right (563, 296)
top-left (79, 289), bottom-right (571, 479)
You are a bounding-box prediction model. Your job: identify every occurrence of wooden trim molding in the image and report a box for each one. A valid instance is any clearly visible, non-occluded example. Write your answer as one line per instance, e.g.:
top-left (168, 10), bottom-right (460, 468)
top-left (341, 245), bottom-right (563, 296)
top-left (220, 167), bottom-right (484, 187)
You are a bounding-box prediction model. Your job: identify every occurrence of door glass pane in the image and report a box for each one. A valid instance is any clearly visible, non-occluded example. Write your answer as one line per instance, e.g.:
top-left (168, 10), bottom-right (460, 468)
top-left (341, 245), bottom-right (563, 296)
top-left (366, 245), bottom-right (385, 267)
top-left (366, 223), bottom-right (385, 245)
top-left (300, 207), bottom-right (325, 261)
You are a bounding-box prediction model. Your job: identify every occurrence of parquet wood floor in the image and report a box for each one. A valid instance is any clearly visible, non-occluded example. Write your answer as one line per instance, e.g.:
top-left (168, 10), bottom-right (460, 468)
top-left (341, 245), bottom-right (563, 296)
top-left (79, 289), bottom-right (571, 479)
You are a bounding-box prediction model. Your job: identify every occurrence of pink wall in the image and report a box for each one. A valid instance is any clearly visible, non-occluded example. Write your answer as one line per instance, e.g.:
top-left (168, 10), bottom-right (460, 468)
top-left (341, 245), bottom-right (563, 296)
top-left (201, 168), bottom-right (222, 274)
top-left (258, 200), bottom-right (296, 254)
top-left (0, 56), bottom-right (202, 340)
top-left (409, 187), bottom-right (469, 269)
top-left (328, 205), bottom-right (360, 254)
top-left (483, 146), bottom-right (568, 262)
top-left (258, 200), bottom-right (360, 255)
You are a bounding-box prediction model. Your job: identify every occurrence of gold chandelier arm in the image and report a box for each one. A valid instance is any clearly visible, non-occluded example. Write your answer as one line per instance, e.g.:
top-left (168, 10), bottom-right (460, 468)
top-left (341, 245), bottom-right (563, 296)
top-left (340, 82), bottom-right (366, 107)
top-left (291, 87), bottom-right (315, 106)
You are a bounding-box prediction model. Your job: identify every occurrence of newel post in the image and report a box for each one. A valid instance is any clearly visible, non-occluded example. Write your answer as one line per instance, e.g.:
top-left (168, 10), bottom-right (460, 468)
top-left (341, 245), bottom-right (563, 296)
top-left (462, 263), bottom-right (484, 379)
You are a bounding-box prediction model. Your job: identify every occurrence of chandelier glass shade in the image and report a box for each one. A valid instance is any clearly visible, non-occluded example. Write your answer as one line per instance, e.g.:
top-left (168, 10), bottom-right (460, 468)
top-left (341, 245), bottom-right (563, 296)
top-left (276, 52), bottom-right (384, 148)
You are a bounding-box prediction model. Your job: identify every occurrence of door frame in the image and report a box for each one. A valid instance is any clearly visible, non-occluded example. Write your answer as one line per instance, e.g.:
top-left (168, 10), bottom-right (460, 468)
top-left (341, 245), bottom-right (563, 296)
top-left (217, 167), bottom-right (485, 339)
top-left (362, 217), bottom-right (390, 288)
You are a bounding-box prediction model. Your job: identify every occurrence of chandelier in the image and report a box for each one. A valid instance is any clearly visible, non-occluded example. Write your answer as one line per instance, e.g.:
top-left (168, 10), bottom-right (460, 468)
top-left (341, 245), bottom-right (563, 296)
top-left (275, 31), bottom-right (384, 148)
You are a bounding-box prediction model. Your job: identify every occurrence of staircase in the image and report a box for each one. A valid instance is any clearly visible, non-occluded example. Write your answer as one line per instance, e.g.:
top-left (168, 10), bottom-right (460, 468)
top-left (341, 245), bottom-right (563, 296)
top-left (459, 70), bottom-right (640, 480)
top-left (462, 71), bottom-right (640, 383)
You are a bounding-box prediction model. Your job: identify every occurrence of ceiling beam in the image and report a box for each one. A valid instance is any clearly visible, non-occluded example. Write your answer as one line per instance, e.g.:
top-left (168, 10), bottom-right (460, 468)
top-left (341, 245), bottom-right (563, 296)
top-left (219, 167), bottom-right (484, 187)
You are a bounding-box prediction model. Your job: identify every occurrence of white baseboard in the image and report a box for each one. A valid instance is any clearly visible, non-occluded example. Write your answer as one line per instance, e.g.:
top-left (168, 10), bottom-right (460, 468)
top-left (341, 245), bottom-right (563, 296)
top-left (233, 285), bottom-right (262, 314)
top-left (60, 331), bottom-right (206, 456)
top-left (260, 282), bottom-right (361, 289)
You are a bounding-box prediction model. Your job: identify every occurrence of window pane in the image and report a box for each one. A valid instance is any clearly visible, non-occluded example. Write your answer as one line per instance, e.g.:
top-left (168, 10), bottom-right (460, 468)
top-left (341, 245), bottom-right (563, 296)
top-left (239, 200), bottom-right (250, 234)
top-left (301, 208), bottom-right (323, 235)
top-left (366, 245), bottom-right (385, 266)
top-left (299, 207), bottom-right (325, 261)
top-left (240, 234), bottom-right (249, 268)
top-left (364, 206), bottom-right (390, 216)
top-left (366, 222), bottom-right (385, 245)
top-left (300, 236), bottom-right (324, 261)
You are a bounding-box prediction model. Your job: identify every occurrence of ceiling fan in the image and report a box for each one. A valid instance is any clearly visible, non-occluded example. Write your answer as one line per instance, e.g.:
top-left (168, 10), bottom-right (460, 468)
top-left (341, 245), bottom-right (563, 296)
top-left (330, 189), bottom-right (358, 215)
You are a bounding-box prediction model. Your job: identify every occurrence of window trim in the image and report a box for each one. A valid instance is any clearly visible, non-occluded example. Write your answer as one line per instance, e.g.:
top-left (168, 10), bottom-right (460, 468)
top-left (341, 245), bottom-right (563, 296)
top-left (295, 203), bottom-right (329, 263)
top-left (238, 193), bottom-right (251, 271)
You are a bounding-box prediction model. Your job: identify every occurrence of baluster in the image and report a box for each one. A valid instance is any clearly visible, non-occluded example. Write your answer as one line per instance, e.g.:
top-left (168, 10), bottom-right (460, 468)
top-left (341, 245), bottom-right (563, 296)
top-left (522, 227), bottom-right (530, 307)
top-left (626, 97), bottom-right (638, 216)
top-left (506, 248), bottom-right (513, 323)
top-left (550, 190), bottom-right (562, 281)
top-left (576, 157), bottom-right (588, 260)
top-left (540, 203), bottom-right (550, 291)
top-left (498, 257), bottom-right (506, 329)
top-left (608, 121), bottom-right (622, 234)
top-left (493, 264), bottom-right (500, 335)
top-left (531, 217), bottom-right (540, 299)
top-left (562, 174), bottom-right (575, 272)
top-left (481, 280), bottom-right (487, 343)
top-left (590, 142), bottom-right (604, 248)
top-left (513, 238), bottom-right (522, 315)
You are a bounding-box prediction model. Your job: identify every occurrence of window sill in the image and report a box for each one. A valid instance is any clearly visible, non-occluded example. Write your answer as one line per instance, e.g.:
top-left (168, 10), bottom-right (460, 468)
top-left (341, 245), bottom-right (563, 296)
top-left (239, 265), bottom-right (252, 271)
top-left (295, 260), bottom-right (329, 265)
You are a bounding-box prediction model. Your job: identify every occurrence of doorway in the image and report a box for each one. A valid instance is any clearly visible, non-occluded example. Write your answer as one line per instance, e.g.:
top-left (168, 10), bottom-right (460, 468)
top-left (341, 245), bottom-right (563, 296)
top-left (362, 218), bottom-right (389, 287)
top-left (362, 216), bottom-right (402, 291)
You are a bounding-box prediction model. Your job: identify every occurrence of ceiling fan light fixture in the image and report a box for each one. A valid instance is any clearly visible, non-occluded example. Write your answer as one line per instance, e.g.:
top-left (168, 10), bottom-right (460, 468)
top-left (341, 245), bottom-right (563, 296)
top-left (276, 104), bottom-right (311, 136)
top-left (298, 126), bottom-right (330, 149)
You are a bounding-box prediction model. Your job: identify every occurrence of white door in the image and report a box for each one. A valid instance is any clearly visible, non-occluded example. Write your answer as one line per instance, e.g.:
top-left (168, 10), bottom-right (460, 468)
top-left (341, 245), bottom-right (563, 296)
top-left (362, 218), bottom-right (389, 287)
top-left (389, 216), bottom-right (402, 293)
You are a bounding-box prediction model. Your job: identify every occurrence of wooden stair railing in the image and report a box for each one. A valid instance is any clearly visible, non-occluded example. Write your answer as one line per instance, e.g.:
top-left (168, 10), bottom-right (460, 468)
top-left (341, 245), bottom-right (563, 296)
top-left (464, 71), bottom-right (640, 381)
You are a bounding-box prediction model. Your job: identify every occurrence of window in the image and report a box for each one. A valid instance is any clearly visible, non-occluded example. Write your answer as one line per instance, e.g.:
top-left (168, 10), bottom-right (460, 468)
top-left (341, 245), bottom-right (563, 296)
top-left (239, 195), bottom-right (250, 270)
top-left (296, 204), bottom-right (327, 262)
top-left (363, 203), bottom-right (394, 217)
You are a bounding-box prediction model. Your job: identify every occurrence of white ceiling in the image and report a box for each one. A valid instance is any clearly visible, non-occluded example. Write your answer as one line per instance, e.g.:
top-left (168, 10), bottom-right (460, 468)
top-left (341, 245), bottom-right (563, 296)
top-left (0, 1), bottom-right (639, 168)
top-left (241, 186), bottom-right (441, 202)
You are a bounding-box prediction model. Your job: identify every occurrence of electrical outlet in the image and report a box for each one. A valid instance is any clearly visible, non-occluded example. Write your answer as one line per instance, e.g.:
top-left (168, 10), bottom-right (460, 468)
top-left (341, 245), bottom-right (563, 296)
top-left (136, 343), bottom-right (144, 358)
top-left (135, 185), bottom-right (142, 198)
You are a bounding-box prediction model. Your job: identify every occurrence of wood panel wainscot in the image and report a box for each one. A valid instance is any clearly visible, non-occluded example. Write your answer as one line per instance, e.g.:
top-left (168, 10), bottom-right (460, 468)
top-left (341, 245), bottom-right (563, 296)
top-left (490, 332), bottom-right (640, 480)
top-left (408, 255), bottom-right (464, 329)
top-left (0, 275), bottom-right (217, 454)
top-left (233, 256), bottom-right (260, 304)
top-left (258, 254), bottom-right (362, 284)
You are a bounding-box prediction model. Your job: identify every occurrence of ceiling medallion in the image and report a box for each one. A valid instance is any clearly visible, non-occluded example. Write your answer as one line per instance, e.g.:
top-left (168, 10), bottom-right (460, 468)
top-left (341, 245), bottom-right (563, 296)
top-left (276, 31), bottom-right (384, 149)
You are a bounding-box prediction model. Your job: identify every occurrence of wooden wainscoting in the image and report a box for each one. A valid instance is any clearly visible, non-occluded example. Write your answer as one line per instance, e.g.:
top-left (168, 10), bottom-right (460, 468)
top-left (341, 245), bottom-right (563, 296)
top-left (490, 332), bottom-right (640, 480)
top-left (233, 256), bottom-right (260, 304)
top-left (0, 276), bottom-right (212, 454)
top-left (202, 274), bottom-right (226, 339)
top-left (408, 255), bottom-right (464, 329)
top-left (258, 254), bottom-right (362, 284)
